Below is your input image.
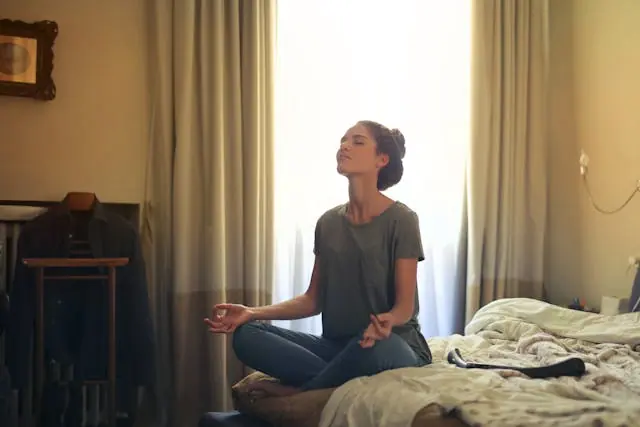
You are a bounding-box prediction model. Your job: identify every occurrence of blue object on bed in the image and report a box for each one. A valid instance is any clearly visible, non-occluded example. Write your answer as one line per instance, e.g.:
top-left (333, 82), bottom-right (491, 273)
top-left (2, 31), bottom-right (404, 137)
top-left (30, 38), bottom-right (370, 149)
top-left (198, 411), bottom-right (272, 427)
top-left (630, 265), bottom-right (640, 312)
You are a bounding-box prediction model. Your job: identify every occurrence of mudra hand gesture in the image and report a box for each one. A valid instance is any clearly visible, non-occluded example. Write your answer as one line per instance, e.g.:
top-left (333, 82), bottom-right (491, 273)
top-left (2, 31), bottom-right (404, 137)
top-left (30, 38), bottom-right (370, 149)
top-left (204, 303), bottom-right (253, 334)
top-left (359, 313), bottom-right (394, 348)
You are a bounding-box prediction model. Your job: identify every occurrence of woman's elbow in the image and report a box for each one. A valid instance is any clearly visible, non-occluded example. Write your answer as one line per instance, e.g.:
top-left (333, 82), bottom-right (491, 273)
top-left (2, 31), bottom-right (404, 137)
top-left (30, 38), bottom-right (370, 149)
top-left (302, 292), bottom-right (321, 316)
top-left (391, 302), bottom-right (414, 325)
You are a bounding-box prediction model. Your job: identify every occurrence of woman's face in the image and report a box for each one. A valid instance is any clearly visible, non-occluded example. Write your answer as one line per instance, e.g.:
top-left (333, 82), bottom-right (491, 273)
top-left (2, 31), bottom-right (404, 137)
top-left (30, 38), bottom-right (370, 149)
top-left (336, 122), bottom-right (389, 178)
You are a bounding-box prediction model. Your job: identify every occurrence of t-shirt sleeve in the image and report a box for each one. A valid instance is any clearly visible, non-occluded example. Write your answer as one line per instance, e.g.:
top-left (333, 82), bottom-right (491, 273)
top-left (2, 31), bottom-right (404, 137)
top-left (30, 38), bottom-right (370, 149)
top-left (394, 212), bottom-right (425, 262)
top-left (313, 218), bottom-right (321, 255)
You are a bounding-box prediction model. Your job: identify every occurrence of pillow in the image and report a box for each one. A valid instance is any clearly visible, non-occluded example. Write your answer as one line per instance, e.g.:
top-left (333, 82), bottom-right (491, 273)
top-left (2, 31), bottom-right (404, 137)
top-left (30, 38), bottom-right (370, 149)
top-left (232, 372), bottom-right (334, 427)
top-left (231, 373), bottom-right (466, 427)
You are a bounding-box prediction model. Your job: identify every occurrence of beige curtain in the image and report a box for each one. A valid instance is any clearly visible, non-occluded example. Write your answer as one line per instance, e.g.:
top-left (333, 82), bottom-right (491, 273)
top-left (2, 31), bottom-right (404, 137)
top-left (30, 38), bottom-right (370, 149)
top-left (466, 0), bottom-right (550, 323)
top-left (141, 1), bottom-right (275, 425)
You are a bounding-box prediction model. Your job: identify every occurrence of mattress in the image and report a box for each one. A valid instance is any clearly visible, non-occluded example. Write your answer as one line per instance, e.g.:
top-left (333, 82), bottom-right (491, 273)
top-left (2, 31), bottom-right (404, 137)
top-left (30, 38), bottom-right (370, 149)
top-left (233, 384), bottom-right (465, 427)
top-left (232, 298), bottom-right (640, 427)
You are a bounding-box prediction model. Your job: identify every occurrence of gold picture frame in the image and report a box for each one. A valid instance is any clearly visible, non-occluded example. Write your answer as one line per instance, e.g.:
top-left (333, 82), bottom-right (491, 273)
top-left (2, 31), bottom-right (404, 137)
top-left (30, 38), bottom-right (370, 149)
top-left (0, 19), bottom-right (58, 101)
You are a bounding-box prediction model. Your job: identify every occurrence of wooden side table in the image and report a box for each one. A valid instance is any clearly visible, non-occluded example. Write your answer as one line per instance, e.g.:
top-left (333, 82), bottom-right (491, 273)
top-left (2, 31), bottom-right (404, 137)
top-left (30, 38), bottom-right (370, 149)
top-left (23, 257), bottom-right (129, 427)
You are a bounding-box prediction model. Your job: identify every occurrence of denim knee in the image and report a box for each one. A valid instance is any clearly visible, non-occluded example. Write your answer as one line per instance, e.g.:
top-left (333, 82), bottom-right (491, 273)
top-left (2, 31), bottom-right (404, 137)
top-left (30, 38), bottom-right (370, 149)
top-left (231, 321), bottom-right (261, 359)
top-left (357, 333), bottom-right (419, 371)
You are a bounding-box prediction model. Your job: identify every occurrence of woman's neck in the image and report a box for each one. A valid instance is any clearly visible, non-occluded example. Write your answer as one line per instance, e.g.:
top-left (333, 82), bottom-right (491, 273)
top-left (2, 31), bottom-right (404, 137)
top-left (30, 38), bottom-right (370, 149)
top-left (347, 177), bottom-right (389, 224)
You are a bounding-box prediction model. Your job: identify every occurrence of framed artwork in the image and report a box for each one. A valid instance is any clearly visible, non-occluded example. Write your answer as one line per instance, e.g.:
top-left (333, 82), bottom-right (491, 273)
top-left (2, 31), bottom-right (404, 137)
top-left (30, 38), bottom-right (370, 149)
top-left (0, 19), bottom-right (58, 101)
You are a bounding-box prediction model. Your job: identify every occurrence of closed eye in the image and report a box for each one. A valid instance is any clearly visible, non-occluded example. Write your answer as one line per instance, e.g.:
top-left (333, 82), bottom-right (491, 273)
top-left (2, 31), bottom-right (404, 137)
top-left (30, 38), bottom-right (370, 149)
top-left (340, 135), bottom-right (367, 145)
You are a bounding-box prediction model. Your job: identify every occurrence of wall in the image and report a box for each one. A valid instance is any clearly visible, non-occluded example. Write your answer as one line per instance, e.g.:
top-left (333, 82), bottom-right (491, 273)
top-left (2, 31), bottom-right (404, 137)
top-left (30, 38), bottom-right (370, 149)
top-left (0, 0), bottom-right (149, 203)
top-left (2, 0), bottom-right (638, 307)
top-left (546, 0), bottom-right (640, 309)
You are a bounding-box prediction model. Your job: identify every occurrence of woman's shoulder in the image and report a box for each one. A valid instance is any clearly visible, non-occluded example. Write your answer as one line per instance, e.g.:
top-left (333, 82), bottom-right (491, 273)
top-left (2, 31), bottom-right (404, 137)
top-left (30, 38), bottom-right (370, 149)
top-left (317, 203), bottom-right (348, 223)
top-left (388, 201), bottom-right (419, 221)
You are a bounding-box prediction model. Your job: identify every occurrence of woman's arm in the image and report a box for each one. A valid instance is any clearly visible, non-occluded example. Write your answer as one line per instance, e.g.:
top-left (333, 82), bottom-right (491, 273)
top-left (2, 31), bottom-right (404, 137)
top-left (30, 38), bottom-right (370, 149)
top-left (389, 258), bottom-right (418, 325)
top-left (249, 256), bottom-right (322, 321)
top-left (360, 257), bottom-right (418, 347)
top-left (389, 210), bottom-right (424, 325)
top-left (361, 210), bottom-right (424, 346)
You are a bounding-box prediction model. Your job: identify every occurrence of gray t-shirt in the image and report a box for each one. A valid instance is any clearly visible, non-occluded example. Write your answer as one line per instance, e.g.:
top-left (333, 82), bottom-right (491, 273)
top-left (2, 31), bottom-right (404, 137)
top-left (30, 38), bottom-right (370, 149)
top-left (313, 201), bottom-right (432, 364)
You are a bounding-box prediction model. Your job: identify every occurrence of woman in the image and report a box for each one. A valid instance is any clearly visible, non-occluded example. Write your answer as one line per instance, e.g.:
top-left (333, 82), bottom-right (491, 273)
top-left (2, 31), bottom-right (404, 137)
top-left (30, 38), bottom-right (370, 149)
top-left (205, 120), bottom-right (432, 397)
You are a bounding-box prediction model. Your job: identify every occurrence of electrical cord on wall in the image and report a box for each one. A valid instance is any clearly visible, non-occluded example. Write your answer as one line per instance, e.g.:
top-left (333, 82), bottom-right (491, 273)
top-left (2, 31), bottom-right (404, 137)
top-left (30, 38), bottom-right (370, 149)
top-left (580, 150), bottom-right (640, 313)
top-left (582, 175), bottom-right (640, 214)
top-left (580, 150), bottom-right (640, 214)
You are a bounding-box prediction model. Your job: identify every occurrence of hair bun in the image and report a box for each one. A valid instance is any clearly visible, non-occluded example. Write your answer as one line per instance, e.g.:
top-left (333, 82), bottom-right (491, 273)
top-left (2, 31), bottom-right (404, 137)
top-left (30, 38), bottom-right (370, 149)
top-left (390, 128), bottom-right (406, 159)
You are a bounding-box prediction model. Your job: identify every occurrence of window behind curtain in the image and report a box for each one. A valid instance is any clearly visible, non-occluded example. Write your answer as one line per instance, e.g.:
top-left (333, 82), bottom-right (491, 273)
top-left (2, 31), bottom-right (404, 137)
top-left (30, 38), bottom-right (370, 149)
top-left (273, 0), bottom-right (472, 337)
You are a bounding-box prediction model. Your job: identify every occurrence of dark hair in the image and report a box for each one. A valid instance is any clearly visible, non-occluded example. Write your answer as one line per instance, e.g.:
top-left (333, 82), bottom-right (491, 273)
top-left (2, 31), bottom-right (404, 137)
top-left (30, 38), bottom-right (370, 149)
top-left (359, 120), bottom-right (406, 191)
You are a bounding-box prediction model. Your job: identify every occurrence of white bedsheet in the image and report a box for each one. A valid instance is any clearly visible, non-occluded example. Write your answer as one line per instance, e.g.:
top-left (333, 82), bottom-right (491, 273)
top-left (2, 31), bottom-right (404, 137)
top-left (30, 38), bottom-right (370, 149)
top-left (319, 298), bottom-right (640, 427)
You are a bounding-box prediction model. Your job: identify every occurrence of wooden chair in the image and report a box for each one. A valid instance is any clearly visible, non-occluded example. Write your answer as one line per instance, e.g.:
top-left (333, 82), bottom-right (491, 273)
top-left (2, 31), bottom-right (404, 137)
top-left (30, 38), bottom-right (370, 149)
top-left (24, 257), bottom-right (128, 427)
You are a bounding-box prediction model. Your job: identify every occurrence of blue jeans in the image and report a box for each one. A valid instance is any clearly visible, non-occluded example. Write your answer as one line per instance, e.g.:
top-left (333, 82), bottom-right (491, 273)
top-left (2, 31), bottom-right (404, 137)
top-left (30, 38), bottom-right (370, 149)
top-left (232, 321), bottom-right (422, 391)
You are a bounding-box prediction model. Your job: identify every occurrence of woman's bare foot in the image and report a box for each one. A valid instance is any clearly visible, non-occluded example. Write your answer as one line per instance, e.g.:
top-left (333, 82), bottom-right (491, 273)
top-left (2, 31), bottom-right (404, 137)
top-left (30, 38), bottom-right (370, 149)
top-left (245, 380), bottom-right (301, 398)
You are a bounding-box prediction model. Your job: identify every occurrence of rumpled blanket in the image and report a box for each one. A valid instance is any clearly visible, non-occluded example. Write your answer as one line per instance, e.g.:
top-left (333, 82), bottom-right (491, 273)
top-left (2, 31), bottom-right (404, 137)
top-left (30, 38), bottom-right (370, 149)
top-left (319, 298), bottom-right (640, 427)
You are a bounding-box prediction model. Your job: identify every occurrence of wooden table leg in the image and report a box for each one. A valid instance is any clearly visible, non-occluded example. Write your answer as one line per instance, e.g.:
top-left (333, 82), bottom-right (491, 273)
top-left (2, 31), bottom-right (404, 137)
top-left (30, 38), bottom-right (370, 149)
top-left (107, 267), bottom-right (117, 427)
top-left (34, 267), bottom-right (44, 426)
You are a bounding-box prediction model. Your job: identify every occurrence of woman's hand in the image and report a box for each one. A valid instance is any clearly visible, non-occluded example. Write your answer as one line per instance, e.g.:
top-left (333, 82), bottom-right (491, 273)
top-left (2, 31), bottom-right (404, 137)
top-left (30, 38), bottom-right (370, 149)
top-left (204, 303), bottom-right (253, 334)
top-left (359, 313), bottom-right (394, 348)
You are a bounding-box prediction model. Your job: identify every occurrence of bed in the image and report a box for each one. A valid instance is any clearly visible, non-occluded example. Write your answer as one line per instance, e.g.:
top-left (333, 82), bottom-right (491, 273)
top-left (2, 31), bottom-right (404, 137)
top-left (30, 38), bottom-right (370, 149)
top-left (214, 298), bottom-right (640, 427)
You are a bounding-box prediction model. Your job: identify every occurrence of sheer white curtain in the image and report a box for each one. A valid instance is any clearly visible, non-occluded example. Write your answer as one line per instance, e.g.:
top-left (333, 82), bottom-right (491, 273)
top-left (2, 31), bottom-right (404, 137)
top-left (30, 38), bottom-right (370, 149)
top-left (273, 0), bottom-right (471, 337)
